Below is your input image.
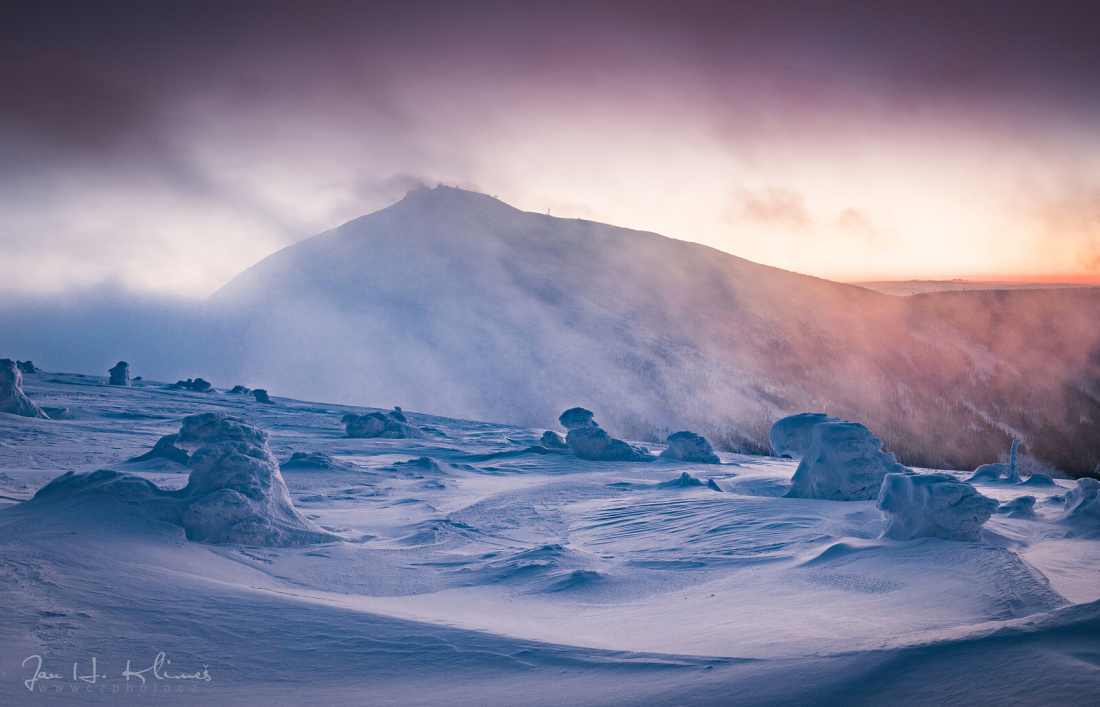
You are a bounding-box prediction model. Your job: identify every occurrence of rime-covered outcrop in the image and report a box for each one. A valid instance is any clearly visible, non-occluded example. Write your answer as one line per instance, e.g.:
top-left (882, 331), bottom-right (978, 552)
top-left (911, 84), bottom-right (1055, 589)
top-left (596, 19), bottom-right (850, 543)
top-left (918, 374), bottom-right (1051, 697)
top-left (0, 359), bottom-right (49, 419)
top-left (783, 418), bottom-right (908, 501)
top-left (108, 361), bottom-right (131, 386)
top-left (769, 413), bottom-right (842, 458)
top-left (877, 473), bottom-right (997, 541)
top-left (345, 410), bottom-right (428, 439)
top-left (660, 431), bottom-right (720, 464)
top-left (32, 414), bottom-right (336, 547)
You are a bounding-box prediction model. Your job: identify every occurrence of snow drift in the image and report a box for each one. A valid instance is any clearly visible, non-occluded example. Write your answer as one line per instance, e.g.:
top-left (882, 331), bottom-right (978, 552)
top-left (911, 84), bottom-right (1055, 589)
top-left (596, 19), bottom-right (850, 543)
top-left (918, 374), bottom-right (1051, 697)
top-left (877, 473), bottom-right (998, 541)
top-left (781, 416), bottom-right (908, 501)
top-left (0, 358), bottom-right (49, 419)
top-left (1063, 478), bottom-right (1100, 523)
top-left (32, 413), bottom-right (336, 546)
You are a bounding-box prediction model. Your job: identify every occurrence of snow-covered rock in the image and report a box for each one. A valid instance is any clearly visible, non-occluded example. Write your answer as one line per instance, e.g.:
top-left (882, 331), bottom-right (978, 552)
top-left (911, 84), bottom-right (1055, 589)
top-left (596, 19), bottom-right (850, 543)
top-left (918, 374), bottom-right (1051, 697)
top-left (540, 430), bottom-right (568, 449)
top-left (229, 385), bottom-right (252, 395)
top-left (1020, 473), bottom-right (1057, 487)
top-left (998, 495), bottom-right (1037, 517)
top-left (0, 359), bottom-right (49, 419)
top-left (967, 439), bottom-right (1022, 483)
top-left (660, 431), bottom-right (720, 464)
top-left (1063, 478), bottom-right (1100, 523)
top-left (565, 426), bottom-right (651, 462)
top-left (877, 473), bottom-right (998, 541)
top-left (769, 413), bottom-right (843, 458)
top-left (16, 360), bottom-right (38, 374)
top-left (784, 419), bottom-right (908, 501)
top-left (108, 361), bottom-right (131, 386)
top-left (252, 388), bottom-right (272, 403)
top-left (345, 411), bottom-right (428, 439)
top-left (32, 413), bottom-right (336, 547)
top-left (559, 407), bottom-right (598, 430)
top-left (170, 377), bottom-right (212, 392)
top-left (125, 433), bottom-right (189, 465)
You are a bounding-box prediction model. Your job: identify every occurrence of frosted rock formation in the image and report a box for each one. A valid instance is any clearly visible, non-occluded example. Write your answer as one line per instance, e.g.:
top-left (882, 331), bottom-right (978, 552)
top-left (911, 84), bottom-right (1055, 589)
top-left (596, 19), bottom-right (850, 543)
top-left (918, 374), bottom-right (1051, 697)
top-left (967, 439), bottom-right (1022, 483)
top-left (0, 359), bottom-right (49, 419)
top-left (877, 473), bottom-right (997, 541)
top-left (559, 407), bottom-right (598, 430)
top-left (660, 431), bottom-right (720, 464)
top-left (1063, 478), bottom-right (1100, 522)
top-left (998, 495), bottom-right (1036, 517)
top-left (345, 411), bottom-right (428, 439)
top-left (33, 414), bottom-right (335, 546)
top-left (126, 433), bottom-right (189, 465)
top-left (540, 430), bottom-right (568, 449)
top-left (252, 389), bottom-right (272, 404)
top-left (282, 452), bottom-right (340, 470)
top-left (16, 360), bottom-right (38, 373)
top-left (390, 407), bottom-right (407, 422)
top-left (565, 426), bottom-right (651, 462)
top-left (229, 385), bottom-right (252, 395)
top-left (784, 419), bottom-right (908, 501)
top-left (769, 413), bottom-right (842, 458)
top-left (108, 361), bottom-right (131, 386)
top-left (171, 378), bottom-right (212, 392)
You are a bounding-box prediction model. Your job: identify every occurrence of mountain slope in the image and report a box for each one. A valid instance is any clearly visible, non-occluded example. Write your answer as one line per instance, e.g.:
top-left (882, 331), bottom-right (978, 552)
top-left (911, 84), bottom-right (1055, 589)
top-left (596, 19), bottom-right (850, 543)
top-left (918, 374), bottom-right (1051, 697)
top-left (207, 186), bottom-right (1100, 474)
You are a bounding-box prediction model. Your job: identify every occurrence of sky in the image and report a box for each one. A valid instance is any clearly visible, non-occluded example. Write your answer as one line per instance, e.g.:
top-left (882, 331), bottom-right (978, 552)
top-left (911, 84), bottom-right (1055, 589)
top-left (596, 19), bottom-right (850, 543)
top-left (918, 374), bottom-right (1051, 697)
top-left (2, 0), bottom-right (1100, 298)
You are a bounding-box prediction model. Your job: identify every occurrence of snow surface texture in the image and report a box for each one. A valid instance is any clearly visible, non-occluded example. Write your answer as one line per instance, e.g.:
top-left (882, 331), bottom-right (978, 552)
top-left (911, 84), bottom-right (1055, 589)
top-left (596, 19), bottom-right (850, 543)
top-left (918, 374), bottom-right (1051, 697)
top-left (878, 473), bottom-right (998, 541)
top-left (32, 413), bottom-right (336, 546)
top-left (781, 416), bottom-right (908, 501)
top-left (345, 410), bottom-right (428, 439)
top-left (107, 360), bottom-right (130, 386)
top-left (768, 412), bottom-right (842, 458)
top-left (660, 431), bottom-right (720, 464)
top-left (1, 373), bottom-right (1098, 705)
top-left (0, 358), bottom-right (48, 419)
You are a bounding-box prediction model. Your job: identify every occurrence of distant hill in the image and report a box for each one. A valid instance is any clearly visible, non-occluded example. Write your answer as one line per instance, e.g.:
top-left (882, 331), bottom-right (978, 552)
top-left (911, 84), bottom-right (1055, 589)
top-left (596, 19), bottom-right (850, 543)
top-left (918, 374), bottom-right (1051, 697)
top-left (853, 280), bottom-right (1097, 296)
top-left (205, 186), bottom-right (1100, 476)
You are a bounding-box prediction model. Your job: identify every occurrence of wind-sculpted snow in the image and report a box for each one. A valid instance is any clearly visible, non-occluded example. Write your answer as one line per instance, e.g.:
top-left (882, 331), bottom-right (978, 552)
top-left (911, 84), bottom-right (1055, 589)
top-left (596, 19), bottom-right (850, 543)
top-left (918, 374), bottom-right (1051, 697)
top-left (345, 410), bottom-right (428, 439)
top-left (566, 426), bottom-right (652, 462)
top-left (660, 431), bottom-right (720, 463)
top-left (125, 432), bottom-right (189, 465)
top-left (878, 473), bottom-right (998, 541)
top-left (0, 358), bottom-right (49, 419)
top-left (998, 495), bottom-right (1037, 517)
top-left (1062, 478), bottom-right (1100, 524)
top-left (769, 413), bottom-right (842, 458)
top-left (784, 418), bottom-right (908, 501)
top-left (31, 413), bottom-right (336, 546)
top-left (558, 407), bottom-right (598, 430)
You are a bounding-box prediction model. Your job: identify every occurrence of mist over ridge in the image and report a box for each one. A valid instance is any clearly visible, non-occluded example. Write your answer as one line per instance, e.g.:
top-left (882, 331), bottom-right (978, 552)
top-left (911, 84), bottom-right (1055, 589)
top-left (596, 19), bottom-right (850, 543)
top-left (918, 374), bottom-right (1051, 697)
top-left (5, 185), bottom-right (1100, 475)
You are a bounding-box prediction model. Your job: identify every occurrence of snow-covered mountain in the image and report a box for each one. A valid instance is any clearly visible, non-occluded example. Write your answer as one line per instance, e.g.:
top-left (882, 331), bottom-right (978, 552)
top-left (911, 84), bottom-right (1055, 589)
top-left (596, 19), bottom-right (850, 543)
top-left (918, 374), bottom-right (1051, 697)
top-left (206, 186), bottom-right (1100, 475)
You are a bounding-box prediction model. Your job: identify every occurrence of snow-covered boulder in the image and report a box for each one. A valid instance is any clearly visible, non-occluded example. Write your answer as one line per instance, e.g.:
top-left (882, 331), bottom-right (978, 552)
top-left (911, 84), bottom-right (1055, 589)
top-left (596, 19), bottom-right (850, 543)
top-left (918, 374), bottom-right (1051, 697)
top-left (16, 360), bottom-right (38, 374)
top-left (1063, 478), bottom-right (1100, 523)
top-left (389, 407), bottom-right (407, 422)
top-left (660, 431), bottom-right (720, 464)
top-left (252, 388), bottom-right (272, 404)
top-left (126, 433), bottom-right (190, 465)
top-left (108, 361), bottom-right (131, 386)
top-left (784, 420), bottom-right (908, 501)
top-left (170, 378), bottom-right (212, 392)
top-left (282, 451), bottom-right (340, 470)
top-left (559, 407), bottom-right (598, 430)
top-left (967, 439), bottom-right (1022, 483)
top-left (229, 385), bottom-right (251, 395)
top-left (345, 411), bottom-right (428, 439)
top-left (998, 495), bottom-right (1036, 517)
top-left (769, 413), bottom-right (842, 458)
top-left (877, 473), bottom-right (997, 541)
top-left (540, 430), bottom-right (568, 449)
top-left (566, 426), bottom-right (651, 462)
top-left (0, 359), bottom-right (49, 419)
top-left (32, 414), bottom-right (336, 547)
